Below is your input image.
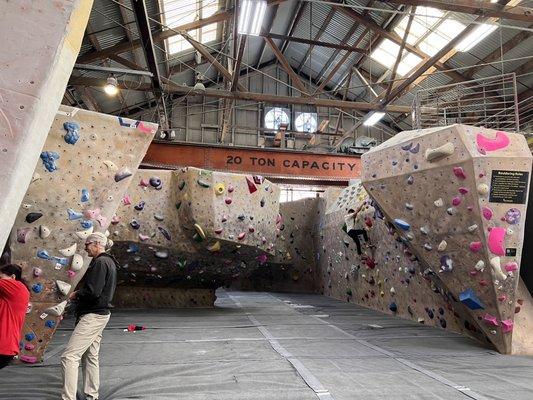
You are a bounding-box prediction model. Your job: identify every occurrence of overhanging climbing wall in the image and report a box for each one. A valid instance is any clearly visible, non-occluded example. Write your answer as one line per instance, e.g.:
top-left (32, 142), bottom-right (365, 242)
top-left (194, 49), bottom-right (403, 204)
top-left (361, 125), bottom-right (532, 354)
top-left (0, 0), bottom-right (93, 252)
top-left (9, 106), bottom-right (157, 363)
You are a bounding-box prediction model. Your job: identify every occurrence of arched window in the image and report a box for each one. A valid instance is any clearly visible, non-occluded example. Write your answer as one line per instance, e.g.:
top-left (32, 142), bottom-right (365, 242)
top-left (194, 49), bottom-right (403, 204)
top-left (295, 112), bottom-right (318, 133)
top-left (264, 108), bottom-right (290, 130)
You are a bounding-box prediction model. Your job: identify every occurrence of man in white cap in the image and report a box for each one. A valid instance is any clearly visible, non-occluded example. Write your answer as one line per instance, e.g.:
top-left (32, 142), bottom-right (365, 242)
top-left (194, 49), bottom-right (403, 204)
top-left (61, 232), bottom-right (117, 400)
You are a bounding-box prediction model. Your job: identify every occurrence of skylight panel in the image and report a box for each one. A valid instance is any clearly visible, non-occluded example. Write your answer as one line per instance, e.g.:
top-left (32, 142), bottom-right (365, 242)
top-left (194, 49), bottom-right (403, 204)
top-left (455, 24), bottom-right (498, 52)
top-left (370, 39), bottom-right (423, 76)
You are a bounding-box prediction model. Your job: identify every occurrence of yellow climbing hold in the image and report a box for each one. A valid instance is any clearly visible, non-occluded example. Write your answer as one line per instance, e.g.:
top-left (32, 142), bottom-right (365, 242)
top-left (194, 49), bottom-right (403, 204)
top-left (194, 223), bottom-right (206, 240)
top-left (208, 241), bottom-right (221, 252)
top-left (214, 183), bottom-right (225, 195)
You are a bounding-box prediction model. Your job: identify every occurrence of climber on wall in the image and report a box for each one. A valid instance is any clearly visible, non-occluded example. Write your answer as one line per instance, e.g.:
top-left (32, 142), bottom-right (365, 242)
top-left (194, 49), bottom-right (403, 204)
top-left (61, 232), bottom-right (117, 400)
top-left (0, 264), bottom-right (30, 369)
top-left (342, 201), bottom-right (376, 255)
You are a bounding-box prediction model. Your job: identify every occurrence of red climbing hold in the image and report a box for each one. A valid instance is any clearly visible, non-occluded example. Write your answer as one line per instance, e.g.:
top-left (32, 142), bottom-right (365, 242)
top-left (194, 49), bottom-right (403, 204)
top-left (453, 167), bottom-right (466, 179)
top-left (246, 177), bottom-right (257, 194)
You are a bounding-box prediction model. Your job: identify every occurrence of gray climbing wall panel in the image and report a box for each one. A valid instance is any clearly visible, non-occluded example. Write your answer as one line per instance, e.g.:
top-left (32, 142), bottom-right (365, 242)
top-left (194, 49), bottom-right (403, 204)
top-left (361, 125), bottom-right (532, 354)
top-left (9, 106), bottom-right (157, 363)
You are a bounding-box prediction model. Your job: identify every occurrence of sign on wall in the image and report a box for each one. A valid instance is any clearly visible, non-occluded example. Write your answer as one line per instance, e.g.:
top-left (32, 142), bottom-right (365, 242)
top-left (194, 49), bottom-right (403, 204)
top-left (489, 170), bottom-right (529, 204)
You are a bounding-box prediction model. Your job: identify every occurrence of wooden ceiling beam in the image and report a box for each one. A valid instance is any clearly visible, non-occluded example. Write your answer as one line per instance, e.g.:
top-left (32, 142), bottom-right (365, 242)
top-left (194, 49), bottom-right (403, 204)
top-left (265, 36), bottom-right (309, 95)
top-left (296, 8), bottom-right (336, 73)
top-left (262, 33), bottom-right (368, 53)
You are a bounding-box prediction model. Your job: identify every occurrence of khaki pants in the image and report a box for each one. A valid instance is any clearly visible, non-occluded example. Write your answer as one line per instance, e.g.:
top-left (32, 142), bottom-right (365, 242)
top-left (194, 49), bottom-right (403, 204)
top-left (61, 313), bottom-right (110, 400)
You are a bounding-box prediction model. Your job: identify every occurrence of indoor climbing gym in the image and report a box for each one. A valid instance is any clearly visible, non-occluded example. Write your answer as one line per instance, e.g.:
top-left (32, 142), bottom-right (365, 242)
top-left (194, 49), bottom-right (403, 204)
top-left (1, 0), bottom-right (533, 399)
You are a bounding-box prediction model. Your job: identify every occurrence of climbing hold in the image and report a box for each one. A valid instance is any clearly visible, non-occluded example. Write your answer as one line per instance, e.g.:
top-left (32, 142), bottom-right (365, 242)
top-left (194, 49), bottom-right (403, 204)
top-left (488, 227), bottom-right (506, 256)
top-left (467, 224), bottom-right (478, 233)
top-left (33, 267), bottom-right (42, 277)
top-left (474, 260), bottom-right (485, 272)
top-left (228, 185), bottom-right (235, 193)
top-left (483, 314), bottom-right (499, 327)
top-left (469, 242), bottom-right (482, 253)
top-left (158, 226), bottom-right (171, 241)
top-left (459, 289), bottom-right (484, 310)
top-left (423, 243), bottom-right (433, 251)
top-left (452, 196), bottom-right (461, 206)
top-left (208, 241), bottom-right (221, 252)
top-left (67, 208), bottom-right (83, 220)
top-left (45, 320), bottom-right (56, 329)
top-left (103, 160), bottom-right (117, 170)
top-left (434, 198), bottom-right (444, 207)
top-left (246, 177), bottom-right (257, 194)
top-left (401, 142), bottom-right (413, 151)
top-left (139, 178), bottom-right (149, 187)
top-left (70, 254), bottom-right (84, 272)
top-left (122, 195), bottom-right (132, 206)
top-left (482, 206), bottom-right (493, 220)
top-left (394, 219), bottom-right (410, 231)
top-left (56, 280), bottom-right (71, 296)
top-left (257, 254), bottom-right (267, 265)
top-left (453, 166), bottom-right (466, 179)
top-left (437, 241), bottom-right (447, 251)
top-left (75, 226), bottom-right (93, 239)
top-left (45, 301), bottom-right (67, 317)
top-left (477, 183), bottom-right (489, 195)
top-left (420, 226), bottom-right (429, 235)
top-left (32, 283), bottom-right (43, 294)
top-left (130, 220), bottom-right (140, 230)
top-left (504, 262), bottom-right (518, 273)
top-left (409, 143), bottom-right (420, 154)
top-left (214, 183), bottom-right (225, 195)
top-left (405, 203), bottom-right (414, 210)
top-left (260, 198), bottom-right (266, 207)
top-left (225, 198), bottom-right (232, 205)
top-left (238, 232), bottom-right (246, 240)
top-left (37, 249), bottom-right (51, 260)
top-left (40, 151), bottom-right (60, 172)
top-left (490, 257), bottom-right (507, 281)
top-left (425, 142), bottom-right (455, 162)
top-left (155, 251), bottom-right (169, 259)
top-left (149, 177), bottom-right (162, 189)
top-left (80, 188), bottom-right (90, 203)
top-left (389, 302), bottom-right (398, 313)
top-left (504, 208), bottom-right (521, 225)
top-left (406, 175), bottom-right (414, 185)
top-left (440, 255), bottom-right (453, 272)
top-left (84, 208), bottom-right (101, 219)
top-left (115, 168), bottom-right (133, 182)
top-left (175, 201), bottom-right (182, 210)
top-left (25, 333), bottom-right (36, 341)
top-left (501, 319), bottom-right (514, 333)
top-left (138, 234), bottom-right (150, 241)
top-left (17, 227), bottom-right (32, 243)
top-left (25, 212), bottom-right (43, 223)
top-left (134, 201), bottom-right (146, 211)
top-left (476, 131), bottom-right (510, 153)
top-left (154, 214), bottom-right (164, 221)
top-left (178, 181), bottom-right (186, 190)
top-left (59, 243), bottom-right (77, 257)
top-left (25, 343), bottom-right (35, 351)
top-left (194, 224), bottom-right (206, 240)
top-left (63, 122), bottom-right (80, 144)
top-left (81, 220), bottom-right (93, 229)
top-left (197, 179), bottom-right (210, 188)
top-left (446, 207), bottom-right (455, 216)
top-left (214, 228), bottom-right (223, 234)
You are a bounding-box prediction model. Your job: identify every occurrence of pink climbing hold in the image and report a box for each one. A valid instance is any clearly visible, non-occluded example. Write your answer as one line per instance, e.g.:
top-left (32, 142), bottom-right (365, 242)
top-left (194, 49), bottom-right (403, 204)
top-left (453, 167), bottom-right (466, 179)
top-left (139, 179), bottom-right (149, 187)
top-left (137, 121), bottom-right (154, 134)
top-left (238, 232), bottom-right (246, 240)
top-left (139, 234), bottom-right (150, 241)
top-left (469, 242), bottom-right (482, 253)
top-left (483, 314), bottom-right (499, 327)
top-left (246, 177), bottom-right (257, 194)
top-left (257, 254), bottom-right (268, 265)
top-left (498, 294), bottom-right (507, 302)
top-left (214, 228), bottom-right (223, 234)
top-left (20, 355), bottom-right (38, 364)
top-left (501, 319), bottom-right (514, 333)
top-left (225, 198), bottom-right (232, 205)
top-left (24, 343), bottom-right (35, 350)
top-left (67, 270), bottom-right (76, 278)
top-left (111, 215), bottom-right (121, 224)
top-left (122, 195), bottom-right (132, 206)
top-left (84, 208), bottom-right (101, 219)
top-left (458, 187), bottom-right (469, 194)
top-left (488, 226), bottom-right (506, 256)
top-left (227, 185), bottom-right (234, 193)
top-left (452, 196), bottom-right (462, 206)
top-left (482, 206), bottom-right (493, 220)
top-left (467, 205), bottom-right (474, 211)
top-left (476, 131), bottom-right (510, 153)
top-left (249, 226), bottom-right (255, 233)
top-left (17, 227), bottom-right (32, 244)
top-left (504, 262), bottom-right (518, 272)
top-left (96, 215), bottom-right (107, 227)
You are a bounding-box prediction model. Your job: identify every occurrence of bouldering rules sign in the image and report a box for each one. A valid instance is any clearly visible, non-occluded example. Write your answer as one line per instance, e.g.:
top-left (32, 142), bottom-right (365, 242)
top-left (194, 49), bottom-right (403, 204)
top-left (489, 170), bottom-right (529, 204)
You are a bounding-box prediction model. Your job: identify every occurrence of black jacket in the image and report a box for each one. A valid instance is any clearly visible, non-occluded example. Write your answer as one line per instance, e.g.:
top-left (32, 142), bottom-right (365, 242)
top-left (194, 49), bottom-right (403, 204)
top-left (76, 253), bottom-right (117, 317)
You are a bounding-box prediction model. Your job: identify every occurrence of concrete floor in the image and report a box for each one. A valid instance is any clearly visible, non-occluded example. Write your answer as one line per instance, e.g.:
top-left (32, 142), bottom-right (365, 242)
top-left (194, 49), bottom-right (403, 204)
top-left (2, 290), bottom-right (533, 399)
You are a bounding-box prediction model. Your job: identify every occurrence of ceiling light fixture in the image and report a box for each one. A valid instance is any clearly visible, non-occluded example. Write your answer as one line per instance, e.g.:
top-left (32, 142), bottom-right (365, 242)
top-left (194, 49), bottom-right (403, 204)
top-left (104, 76), bottom-right (118, 96)
top-left (238, 0), bottom-right (267, 36)
top-left (363, 111), bottom-right (386, 127)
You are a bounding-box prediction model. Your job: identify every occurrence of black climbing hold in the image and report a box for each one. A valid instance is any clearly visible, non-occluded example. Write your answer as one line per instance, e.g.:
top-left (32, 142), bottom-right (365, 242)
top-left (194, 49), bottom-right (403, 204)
top-left (149, 177), bottom-right (162, 189)
top-left (130, 220), bottom-right (140, 229)
top-left (134, 201), bottom-right (146, 211)
top-left (178, 181), bottom-right (186, 190)
top-left (238, 214), bottom-right (245, 221)
top-left (260, 198), bottom-right (265, 207)
top-left (158, 226), bottom-right (171, 241)
top-left (25, 212), bottom-right (43, 223)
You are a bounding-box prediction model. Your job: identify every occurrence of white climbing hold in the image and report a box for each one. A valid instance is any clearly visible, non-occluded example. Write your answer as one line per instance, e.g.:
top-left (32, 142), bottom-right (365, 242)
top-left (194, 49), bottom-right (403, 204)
top-left (70, 254), bottom-right (84, 272)
top-left (39, 225), bottom-right (51, 239)
top-left (59, 243), bottom-right (77, 257)
top-left (104, 230), bottom-right (110, 237)
top-left (477, 183), bottom-right (489, 195)
top-left (76, 226), bottom-right (93, 239)
top-left (420, 226), bottom-right (429, 235)
top-left (490, 257), bottom-right (507, 281)
top-left (434, 198), bottom-right (444, 207)
top-left (56, 280), bottom-right (71, 296)
top-left (467, 224), bottom-right (478, 233)
top-left (475, 260), bottom-right (485, 272)
top-left (390, 287), bottom-right (396, 295)
top-left (103, 160), bottom-right (117, 170)
top-left (437, 240), bottom-right (447, 251)
top-left (45, 301), bottom-right (67, 317)
top-left (425, 142), bottom-right (455, 162)
top-left (21, 203), bottom-right (32, 209)
top-left (423, 243), bottom-right (433, 251)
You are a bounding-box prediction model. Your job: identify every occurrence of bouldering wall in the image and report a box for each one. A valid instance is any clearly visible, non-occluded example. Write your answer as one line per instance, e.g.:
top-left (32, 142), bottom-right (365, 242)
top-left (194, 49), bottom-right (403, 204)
top-left (361, 125), bottom-right (532, 354)
top-left (0, 0), bottom-right (93, 252)
top-left (315, 183), bottom-right (490, 345)
top-left (110, 168), bottom-right (284, 306)
top-left (8, 106), bottom-right (157, 363)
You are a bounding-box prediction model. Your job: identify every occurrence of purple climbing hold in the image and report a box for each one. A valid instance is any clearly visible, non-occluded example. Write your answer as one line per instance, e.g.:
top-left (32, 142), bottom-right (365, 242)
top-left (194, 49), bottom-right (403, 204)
top-left (452, 196), bottom-right (461, 206)
top-left (115, 168), bottom-right (133, 182)
top-left (458, 187), bottom-right (469, 195)
top-left (63, 122), bottom-right (80, 145)
top-left (25, 212), bottom-right (43, 223)
top-left (401, 142), bottom-right (413, 151)
top-left (134, 201), bottom-right (146, 211)
top-left (130, 220), bottom-right (140, 230)
top-left (158, 226), bottom-right (171, 241)
top-left (505, 208), bottom-right (521, 225)
top-left (440, 255), bottom-right (453, 272)
top-left (149, 177), bottom-right (162, 189)
top-left (40, 151), bottom-right (60, 172)
top-left (482, 206), bottom-right (493, 220)
top-left (409, 143), bottom-right (420, 154)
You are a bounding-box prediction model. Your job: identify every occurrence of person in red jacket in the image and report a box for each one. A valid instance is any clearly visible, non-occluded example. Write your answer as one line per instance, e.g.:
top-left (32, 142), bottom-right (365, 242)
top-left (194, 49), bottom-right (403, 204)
top-left (0, 264), bottom-right (30, 369)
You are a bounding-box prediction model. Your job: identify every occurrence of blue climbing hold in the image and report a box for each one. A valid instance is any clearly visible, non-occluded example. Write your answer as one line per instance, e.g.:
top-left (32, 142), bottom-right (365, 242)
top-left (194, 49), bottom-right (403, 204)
top-left (389, 302), bottom-right (398, 312)
top-left (127, 243), bottom-right (139, 253)
top-left (25, 333), bottom-right (36, 341)
top-left (37, 249), bottom-right (51, 260)
top-left (63, 122), bottom-right (80, 145)
top-left (45, 320), bottom-right (56, 329)
top-left (40, 151), bottom-right (60, 172)
top-left (32, 283), bottom-right (43, 293)
top-left (394, 219), bottom-right (410, 231)
top-left (81, 189), bottom-right (90, 203)
top-left (81, 220), bottom-right (93, 229)
top-left (67, 208), bottom-right (83, 220)
top-left (52, 256), bottom-right (69, 266)
top-left (459, 289), bottom-right (485, 310)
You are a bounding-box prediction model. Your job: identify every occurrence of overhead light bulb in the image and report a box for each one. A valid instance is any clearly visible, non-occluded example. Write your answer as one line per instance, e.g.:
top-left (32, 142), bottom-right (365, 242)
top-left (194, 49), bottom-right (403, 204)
top-left (104, 76), bottom-right (118, 96)
top-left (363, 111), bottom-right (386, 127)
top-left (238, 0), bottom-right (267, 36)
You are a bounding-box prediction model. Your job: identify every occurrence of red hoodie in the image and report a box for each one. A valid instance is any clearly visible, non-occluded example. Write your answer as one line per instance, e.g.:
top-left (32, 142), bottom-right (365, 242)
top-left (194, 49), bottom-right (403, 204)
top-left (0, 279), bottom-right (30, 356)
